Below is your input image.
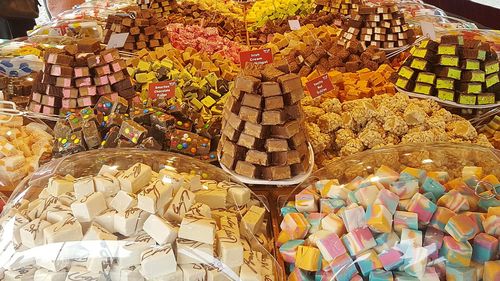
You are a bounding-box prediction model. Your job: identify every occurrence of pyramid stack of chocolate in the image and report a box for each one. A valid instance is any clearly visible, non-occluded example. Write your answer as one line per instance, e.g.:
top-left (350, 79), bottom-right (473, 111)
top-left (218, 63), bottom-right (310, 181)
top-left (316, 0), bottom-right (363, 16)
top-left (138, 0), bottom-right (173, 17)
top-left (339, 3), bottom-right (413, 49)
top-left (29, 39), bottom-right (135, 116)
top-left (395, 36), bottom-right (500, 105)
top-left (103, 7), bottom-right (169, 51)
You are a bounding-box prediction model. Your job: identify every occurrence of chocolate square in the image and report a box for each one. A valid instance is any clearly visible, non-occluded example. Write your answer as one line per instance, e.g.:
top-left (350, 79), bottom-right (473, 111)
top-left (239, 106), bottom-right (261, 123)
top-left (245, 150), bottom-right (270, 166)
top-left (262, 110), bottom-right (286, 125)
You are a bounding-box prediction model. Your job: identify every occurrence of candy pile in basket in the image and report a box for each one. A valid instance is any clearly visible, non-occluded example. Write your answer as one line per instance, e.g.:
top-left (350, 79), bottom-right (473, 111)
top-left (0, 150), bottom-right (279, 280)
top-left (276, 144), bottom-right (499, 280)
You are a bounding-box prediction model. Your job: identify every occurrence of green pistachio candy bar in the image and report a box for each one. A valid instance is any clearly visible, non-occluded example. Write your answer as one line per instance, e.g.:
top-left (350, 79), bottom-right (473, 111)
top-left (458, 93), bottom-right (477, 105)
top-left (463, 48), bottom-right (487, 61)
top-left (419, 39), bottom-right (439, 51)
top-left (486, 73), bottom-right (500, 88)
top-left (410, 58), bottom-right (429, 71)
top-left (398, 66), bottom-right (415, 80)
top-left (437, 89), bottom-right (455, 101)
top-left (395, 76), bottom-right (413, 90)
top-left (413, 48), bottom-right (432, 60)
top-left (439, 55), bottom-right (459, 67)
top-left (461, 59), bottom-right (480, 70)
top-left (414, 82), bottom-right (433, 95)
top-left (484, 60), bottom-right (500, 75)
top-left (436, 67), bottom-right (461, 80)
top-left (436, 78), bottom-right (455, 90)
top-left (416, 72), bottom-right (436, 84)
top-left (459, 82), bottom-right (482, 94)
top-left (437, 44), bottom-right (457, 55)
top-left (477, 93), bottom-right (496, 105)
top-left (462, 70), bottom-right (485, 83)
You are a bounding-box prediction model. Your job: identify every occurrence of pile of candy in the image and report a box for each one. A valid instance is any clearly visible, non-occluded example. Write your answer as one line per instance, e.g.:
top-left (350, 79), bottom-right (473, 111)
top-left (0, 162), bottom-right (276, 280)
top-left (303, 93), bottom-right (493, 167)
top-left (396, 36), bottom-right (500, 105)
top-left (247, 0), bottom-right (316, 31)
top-left (303, 64), bottom-right (396, 101)
top-left (29, 39), bottom-right (135, 115)
top-left (166, 24), bottom-right (246, 64)
top-left (0, 73), bottom-right (38, 108)
top-left (0, 116), bottom-right (53, 186)
top-left (316, 0), bottom-right (363, 16)
top-left (278, 164), bottom-right (499, 280)
top-left (480, 115), bottom-right (500, 148)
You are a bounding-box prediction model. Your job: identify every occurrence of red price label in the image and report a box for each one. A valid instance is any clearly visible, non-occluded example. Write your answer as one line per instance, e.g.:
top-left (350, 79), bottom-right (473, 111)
top-left (306, 74), bottom-right (334, 98)
top-left (149, 80), bottom-right (176, 100)
top-left (239, 48), bottom-right (273, 67)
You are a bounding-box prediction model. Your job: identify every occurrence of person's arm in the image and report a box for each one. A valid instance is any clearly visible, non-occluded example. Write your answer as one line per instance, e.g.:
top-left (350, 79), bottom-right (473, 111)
top-left (46, 0), bottom-right (84, 16)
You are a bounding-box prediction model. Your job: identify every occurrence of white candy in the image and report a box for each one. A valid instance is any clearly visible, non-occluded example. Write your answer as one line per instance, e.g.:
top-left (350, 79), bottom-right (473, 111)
top-left (118, 163), bottom-right (152, 193)
top-left (83, 222), bottom-right (117, 241)
top-left (114, 208), bottom-right (149, 236)
top-left (19, 218), bottom-right (51, 248)
top-left (98, 164), bottom-right (120, 176)
top-left (205, 263), bottom-right (238, 281)
top-left (120, 265), bottom-right (144, 281)
top-left (153, 266), bottom-right (183, 281)
top-left (110, 190), bottom-right (138, 212)
top-left (94, 173), bottom-right (120, 197)
top-left (217, 216), bottom-right (243, 268)
top-left (178, 216), bottom-right (217, 244)
top-left (159, 169), bottom-right (187, 194)
top-left (179, 264), bottom-right (206, 281)
top-left (65, 265), bottom-right (100, 281)
top-left (85, 241), bottom-right (116, 273)
top-left (239, 251), bottom-right (262, 281)
top-left (35, 243), bottom-right (71, 271)
top-left (33, 268), bottom-right (67, 281)
top-left (194, 189), bottom-right (227, 209)
top-left (57, 192), bottom-right (75, 206)
top-left (138, 179), bottom-right (174, 214)
top-left (240, 205), bottom-right (265, 238)
top-left (71, 192), bottom-right (107, 222)
top-left (140, 244), bottom-right (177, 279)
top-left (4, 265), bottom-right (36, 281)
top-left (261, 256), bottom-right (275, 281)
top-left (43, 217), bottom-right (83, 244)
top-left (143, 215), bottom-right (178, 245)
top-left (46, 205), bottom-right (73, 224)
top-left (185, 203), bottom-right (211, 218)
top-left (227, 186), bottom-right (251, 206)
top-left (11, 199), bottom-right (30, 211)
top-left (94, 209), bottom-right (118, 233)
top-left (47, 176), bottom-right (74, 196)
top-left (73, 176), bottom-right (95, 200)
top-left (117, 235), bottom-right (154, 268)
top-left (27, 197), bottom-right (59, 220)
top-left (164, 187), bottom-right (195, 223)
top-left (4, 212), bottom-right (29, 245)
top-left (176, 238), bottom-right (214, 264)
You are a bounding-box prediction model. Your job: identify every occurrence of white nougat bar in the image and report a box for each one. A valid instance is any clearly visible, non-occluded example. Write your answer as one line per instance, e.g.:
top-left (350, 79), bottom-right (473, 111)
top-left (240, 205), bottom-right (266, 238)
top-left (140, 244), bottom-right (177, 279)
top-left (118, 163), bottom-right (152, 193)
top-left (178, 216), bottom-right (217, 244)
top-left (70, 192), bottom-right (107, 222)
top-left (176, 238), bottom-right (214, 264)
top-left (110, 190), bottom-right (138, 213)
top-left (217, 216), bottom-right (243, 268)
top-left (164, 187), bottom-right (195, 223)
top-left (138, 179), bottom-right (174, 214)
top-left (114, 207), bottom-right (149, 236)
top-left (143, 214), bottom-right (178, 245)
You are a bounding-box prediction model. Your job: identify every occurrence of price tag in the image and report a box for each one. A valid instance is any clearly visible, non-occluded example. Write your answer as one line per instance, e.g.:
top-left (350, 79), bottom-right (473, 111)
top-left (306, 74), bottom-right (334, 98)
top-left (106, 33), bottom-right (129, 49)
top-left (149, 80), bottom-right (176, 100)
top-left (419, 22), bottom-right (436, 40)
top-left (288, 20), bottom-right (301, 31)
top-left (239, 48), bottom-right (273, 67)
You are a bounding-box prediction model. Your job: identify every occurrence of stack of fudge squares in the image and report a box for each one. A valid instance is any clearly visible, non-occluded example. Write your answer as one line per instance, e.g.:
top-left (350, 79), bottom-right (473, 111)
top-left (29, 38), bottom-right (135, 116)
top-left (339, 2), bottom-right (413, 49)
top-left (219, 63), bottom-right (310, 181)
top-left (395, 36), bottom-right (500, 105)
top-left (315, 0), bottom-right (363, 16)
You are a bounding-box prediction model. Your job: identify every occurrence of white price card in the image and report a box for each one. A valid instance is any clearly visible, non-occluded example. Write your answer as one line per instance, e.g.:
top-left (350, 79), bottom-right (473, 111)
top-left (106, 33), bottom-right (129, 49)
top-left (288, 20), bottom-right (301, 31)
top-left (419, 22), bottom-right (436, 40)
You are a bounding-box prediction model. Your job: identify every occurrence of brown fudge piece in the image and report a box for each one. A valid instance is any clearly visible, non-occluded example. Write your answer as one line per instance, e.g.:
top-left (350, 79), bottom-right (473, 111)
top-left (227, 113), bottom-right (245, 131)
top-left (262, 110), bottom-right (286, 125)
top-left (226, 95), bottom-right (241, 114)
top-left (237, 132), bottom-right (261, 150)
top-left (77, 38), bottom-right (101, 53)
top-left (295, 142), bottom-right (309, 157)
top-left (272, 150), bottom-right (302, 166)
top-left (241, 93), bottom-right (262, 109)
top-left (262, 166), bottom-right (291, 180)
top-left (245, 150), bottom-right (270, 166)
top-left (285, 104), bottom-right (304, 120)
top-left (271, 120), bottom-right (300, 139)
top-left (234, 76), bottom-right (261, 93)
top-left (244, 122), bottom-right (268, 139)
top-left (221, 153), bottom-right (236, 170)
top-left (222, 139), bottom-right (247, 159)
top-left (290, 132), bottom-right (307, 148)
top-left (239, 106), bottom-right (261, 123)
top-left (292, 158), bottom-right (310, 175)
top-left (265, 96), bottom-right (284, 110)
top-left (262, 82), bottom-right (282, 97)
top-left (278, 73), bottom-right (302, 93)
top-left (284, 89), bottom-right (305, 105)
top-left (235, 161), bottom-right (260, 178)
top-left (262, 65), bottom-right (285, 81)
top-left (265, 138), bottom-right (289, 152)
top-left (222, 123), bottom-right (241, 142)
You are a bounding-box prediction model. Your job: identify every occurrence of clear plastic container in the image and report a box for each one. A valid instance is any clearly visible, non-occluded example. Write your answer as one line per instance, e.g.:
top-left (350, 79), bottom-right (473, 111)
top-left (0, 149), bottom-right (284, 280)
top-left (28, 19), bottom-right (104, 43)
top-left (275, 144), bottom-right (499, 280)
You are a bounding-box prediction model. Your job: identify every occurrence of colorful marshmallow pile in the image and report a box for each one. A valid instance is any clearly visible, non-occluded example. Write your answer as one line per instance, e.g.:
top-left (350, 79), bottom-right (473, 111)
top-left (0, 162), bottom-right (276, 280)
top-left (278, 164), bottom-right (499, 281)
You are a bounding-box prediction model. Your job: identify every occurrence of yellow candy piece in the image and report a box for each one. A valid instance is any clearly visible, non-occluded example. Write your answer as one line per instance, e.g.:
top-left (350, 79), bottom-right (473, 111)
top-left (295, 246), bottom-right (321, 271)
